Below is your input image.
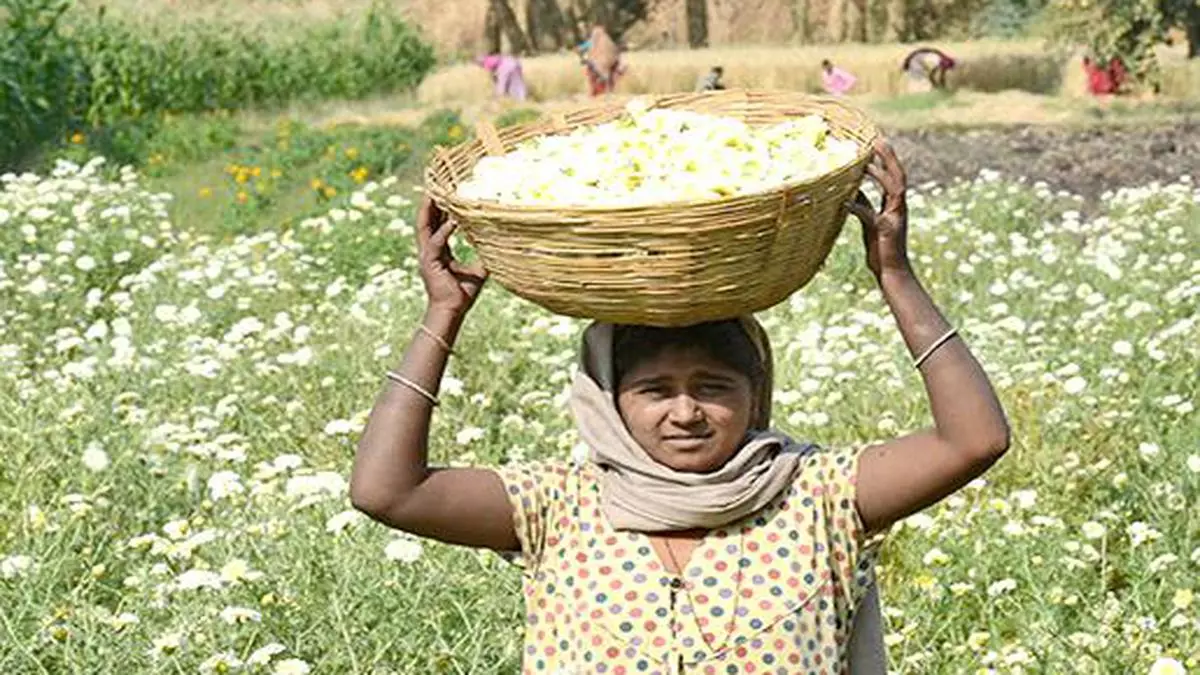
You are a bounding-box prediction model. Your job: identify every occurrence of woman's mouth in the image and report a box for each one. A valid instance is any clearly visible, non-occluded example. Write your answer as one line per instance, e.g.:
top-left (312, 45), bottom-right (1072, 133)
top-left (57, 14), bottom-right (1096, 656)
top-left (661, 432), bottom-right (713, 450)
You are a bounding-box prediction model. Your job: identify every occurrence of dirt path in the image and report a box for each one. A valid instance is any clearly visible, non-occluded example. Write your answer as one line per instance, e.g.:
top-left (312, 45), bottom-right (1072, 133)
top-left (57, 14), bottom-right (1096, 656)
top-left (887, 122), bottom-right (1200, 199)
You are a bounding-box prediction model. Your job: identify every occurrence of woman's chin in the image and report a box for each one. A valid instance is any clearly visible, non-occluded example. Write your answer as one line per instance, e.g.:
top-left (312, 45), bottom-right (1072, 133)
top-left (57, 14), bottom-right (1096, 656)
top-left (652, 446), bottom-right (733, 474)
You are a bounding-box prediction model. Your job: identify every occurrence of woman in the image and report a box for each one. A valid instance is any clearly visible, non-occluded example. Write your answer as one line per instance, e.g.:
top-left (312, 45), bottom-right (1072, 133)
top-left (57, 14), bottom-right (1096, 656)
top-left (902, 47), bottom-right (956, 91)
top-left (696, 65), bottom-right (726, 92)
top-left (351, 140), bottom-right (1010, 673)
top-left (578, 24), bottom-right (623, 96)
top-left (1083, 56), bottom-right (1127, 96)
top-left (821, 59), bottom-right (857, 96)
top-left (476, 53), bottom-right (528, 102)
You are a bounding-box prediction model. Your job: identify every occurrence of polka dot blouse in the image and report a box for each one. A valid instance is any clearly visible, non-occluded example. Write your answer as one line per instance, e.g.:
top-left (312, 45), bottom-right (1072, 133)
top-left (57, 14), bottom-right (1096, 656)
top-left (497, 447), bottom-right (879, 675)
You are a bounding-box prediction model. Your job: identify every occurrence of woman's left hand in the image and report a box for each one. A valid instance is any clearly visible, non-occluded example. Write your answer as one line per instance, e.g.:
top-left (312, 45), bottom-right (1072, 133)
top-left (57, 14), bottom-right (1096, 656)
top-left (846, 139), bottom-right (910, 280)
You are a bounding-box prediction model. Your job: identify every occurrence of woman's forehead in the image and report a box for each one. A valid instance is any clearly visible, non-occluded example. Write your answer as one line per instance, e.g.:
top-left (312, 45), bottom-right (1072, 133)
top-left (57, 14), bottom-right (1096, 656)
top-left (622, 345), bottom-right (748, 377)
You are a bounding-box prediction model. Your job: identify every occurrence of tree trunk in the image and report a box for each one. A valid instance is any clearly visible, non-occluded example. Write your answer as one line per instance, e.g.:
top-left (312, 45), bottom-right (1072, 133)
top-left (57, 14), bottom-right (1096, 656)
top-left (686, 0), bottom-right (709, 48)
top-left (491, 0), bottom-right (532, 54)
top-left (1187, 9), bottom-right (1200, 58)
top-left (484, 3), bottom-right (503, 54)
top-left (535, 0), bottom-right (570, 50)
top-left (845, 0), bottom-right (867, 42)
top-left (524, 0), bottom-right (542, 51)
top-left (827, 0), bottom-right (848, 42)
top-left (792, 0), bottom-right (810, 43)
top-left (884, 0), bottom-right (907, 42)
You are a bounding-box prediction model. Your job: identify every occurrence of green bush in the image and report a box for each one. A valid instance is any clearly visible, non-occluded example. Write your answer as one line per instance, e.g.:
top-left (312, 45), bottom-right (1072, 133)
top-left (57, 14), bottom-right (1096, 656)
top-left (68, 5), bottom-right (436, 126)
top-left (0, 0), bottom-right (436, 168)
top-left (0, 0), bottom-right (89, 164)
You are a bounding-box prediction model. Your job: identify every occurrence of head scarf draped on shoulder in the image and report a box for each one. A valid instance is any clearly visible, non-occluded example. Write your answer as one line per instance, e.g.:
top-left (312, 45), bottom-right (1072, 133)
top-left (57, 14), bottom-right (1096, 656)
top-left (586, 25), bottom-right (621, 77)
top-left (569, 318), bottom-right (816, 532)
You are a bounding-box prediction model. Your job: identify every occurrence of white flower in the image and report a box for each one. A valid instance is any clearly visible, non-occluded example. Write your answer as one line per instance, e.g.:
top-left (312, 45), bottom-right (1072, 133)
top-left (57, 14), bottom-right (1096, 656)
top-left (1063, 376), bottom-right (1087, 394)
top-left (456, 106), bottom-right (859, 207)
top-left (147, 631), bottom-right (186, 659)
top-left (273, 659), bottom-right (311, 675)
top-left (1112, 340), bottom-right (1133, 356)
top-left (1127, 522), bottom-right (1162, 548)
top-left (1147, 657), bottom-right (1186, 675)
top-left (174, 569), bottom-right (223, 591)
top-left (0, 554), bottom-right (34, 579)
top-left (75, 255), bottom-right (97, 271)
top-left (219, 606), bottom-right (262, 624)
top-left (325, 510), bottom-right (363, 534)
top-left (1188, 455), bottom-right (1200, 473)
top-left (199, 651), bottom-right (243, 674)
top-left (108, 612), bottom-right (139, 630)
top-left (81, 442), bottom-right (110, 472)
top-left (220, 558), bottom-right (264, 584)
top-left (322, 418), bottom-right (358, 436)
top-left (247, 643), bottom-right (287, 666)
top-left (384, 537), bottom-right (423, 564)
top-left (284, 473), bottom-right (346, 501)
top-left (455, 426), bottom-right (485, 445)
top-left (922, 548), bottom-right (951, 566)
top-left (1081, 522), bottom-right (1107, 540)
top-left (207, 471), bottom-right (244, 501)
top-left (986, 579), bottom-right (1017, 597)
top-left (1138, 443), bottom-right (1161, 459)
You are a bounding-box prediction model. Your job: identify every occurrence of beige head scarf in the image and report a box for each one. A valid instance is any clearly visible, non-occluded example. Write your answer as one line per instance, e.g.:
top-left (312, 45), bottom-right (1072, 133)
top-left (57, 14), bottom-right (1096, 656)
top-left (569, 318), bottom-right (816, 532)
top-left (586, 25), bottom-right (620, 77)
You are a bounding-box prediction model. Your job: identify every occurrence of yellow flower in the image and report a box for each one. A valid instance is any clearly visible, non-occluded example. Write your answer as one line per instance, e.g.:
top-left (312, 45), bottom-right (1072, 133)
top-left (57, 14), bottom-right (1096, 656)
top-left (322, 186), bottom-right (337, 199)
top-left (198, 187), bottom-right (213, 198)
top-left (345, 147), bottom-right (359, 160)
top-left (234, 172), bottom-right (248, 184)
top-left (448, 125), bottom-right (464, 140)
top-left (350, 166), bottom-right (369, 184)
top-left (250, 166), bottom-right (261, 178)
top-left (310, 178), bottom-right (324, 190)
top-left (236, 191), bottom-right (249, 204)
top-left (1173, 588), bottom-right (1194, 611)
top-left (69, 132), bottom-right (85, 145)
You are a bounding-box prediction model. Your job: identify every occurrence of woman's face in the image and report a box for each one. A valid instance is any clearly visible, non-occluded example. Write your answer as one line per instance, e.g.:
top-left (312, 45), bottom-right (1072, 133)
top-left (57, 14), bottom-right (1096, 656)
top-left (616, 346), bottom-right (754, 473)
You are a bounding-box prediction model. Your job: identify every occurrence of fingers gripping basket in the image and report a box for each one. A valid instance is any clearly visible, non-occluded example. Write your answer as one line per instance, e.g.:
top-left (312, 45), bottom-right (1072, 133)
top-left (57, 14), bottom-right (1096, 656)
top-left (424, 90), bottom-right (879, 327)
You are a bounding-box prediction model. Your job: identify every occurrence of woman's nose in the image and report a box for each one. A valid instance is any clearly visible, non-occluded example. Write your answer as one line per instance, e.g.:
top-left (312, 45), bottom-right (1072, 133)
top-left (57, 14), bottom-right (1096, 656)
top-left (668, 395), bottom-right (703, 423)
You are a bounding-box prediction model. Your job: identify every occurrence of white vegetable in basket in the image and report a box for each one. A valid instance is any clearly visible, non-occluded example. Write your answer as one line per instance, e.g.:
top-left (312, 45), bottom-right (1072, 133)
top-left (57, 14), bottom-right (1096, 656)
top-left (456, 99), bottom-right (860, 207)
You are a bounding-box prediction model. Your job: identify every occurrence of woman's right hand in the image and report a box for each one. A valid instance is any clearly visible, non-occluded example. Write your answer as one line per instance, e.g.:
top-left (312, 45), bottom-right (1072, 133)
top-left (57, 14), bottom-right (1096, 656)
top-left (415, 197), bottom-right (487, 320)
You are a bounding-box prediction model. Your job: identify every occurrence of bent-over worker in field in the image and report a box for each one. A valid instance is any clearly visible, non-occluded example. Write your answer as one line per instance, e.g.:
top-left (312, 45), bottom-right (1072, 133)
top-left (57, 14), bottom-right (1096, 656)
top-left (821, 59), bottom-right (858, 95)
top-left (476, 53), bottom-right (528, 102)
top-left (902, 47), bottom-right (956, 92)
top-left (350, 140), bottom-right (1010, 673)
top-left (696, 66), bottom-right (726, 92)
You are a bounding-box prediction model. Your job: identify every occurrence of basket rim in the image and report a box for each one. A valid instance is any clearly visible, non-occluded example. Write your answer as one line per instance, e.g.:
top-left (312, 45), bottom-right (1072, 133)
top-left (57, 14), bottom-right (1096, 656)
top-left (424, 89), bottom-right (880, 216)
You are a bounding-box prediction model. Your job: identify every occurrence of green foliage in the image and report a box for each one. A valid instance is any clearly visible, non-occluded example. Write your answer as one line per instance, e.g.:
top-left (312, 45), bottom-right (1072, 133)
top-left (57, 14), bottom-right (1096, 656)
top-left (1043, 0), bottom-right (1167, 88)
top-left (0, 0), bottom-right (436, 169)
top-left (0, 0), bottom-right (89, 164)
top-left (970, 0), bottom-right (1051, 37)
top-left (66, 4), bottom-right (436, 127)
top-left (494, 108), bottom-right (544, 128)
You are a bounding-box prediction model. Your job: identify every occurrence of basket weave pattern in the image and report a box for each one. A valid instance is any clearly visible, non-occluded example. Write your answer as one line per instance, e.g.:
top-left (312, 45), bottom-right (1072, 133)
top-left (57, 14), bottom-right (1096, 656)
top-left (425, 90), bottom-right (879, 327)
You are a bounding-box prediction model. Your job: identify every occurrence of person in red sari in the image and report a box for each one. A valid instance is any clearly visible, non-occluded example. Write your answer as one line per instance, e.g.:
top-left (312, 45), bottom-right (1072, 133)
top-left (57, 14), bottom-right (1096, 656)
top-left (1083, 56), bottom-right (1128, 95)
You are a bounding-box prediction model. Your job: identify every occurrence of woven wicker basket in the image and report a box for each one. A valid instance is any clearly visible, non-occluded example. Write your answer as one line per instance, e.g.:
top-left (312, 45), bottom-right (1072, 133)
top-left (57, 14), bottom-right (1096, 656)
top-left (424, 90), bottom-right (878, 327)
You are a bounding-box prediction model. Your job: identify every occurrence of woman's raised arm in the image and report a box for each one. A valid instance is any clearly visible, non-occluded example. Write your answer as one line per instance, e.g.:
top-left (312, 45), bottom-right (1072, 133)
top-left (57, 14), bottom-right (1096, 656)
top-left (349, 198), bottom-right (518, 551)
top-left (846, 141), bottom-right (1010, 534)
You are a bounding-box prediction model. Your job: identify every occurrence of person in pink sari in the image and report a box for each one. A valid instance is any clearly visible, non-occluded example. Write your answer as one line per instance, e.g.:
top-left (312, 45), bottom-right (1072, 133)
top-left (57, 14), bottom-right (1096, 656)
top-left (821, 59), bottom-right (857, 95)
top-left (476, 54), bottom-right (528, 102)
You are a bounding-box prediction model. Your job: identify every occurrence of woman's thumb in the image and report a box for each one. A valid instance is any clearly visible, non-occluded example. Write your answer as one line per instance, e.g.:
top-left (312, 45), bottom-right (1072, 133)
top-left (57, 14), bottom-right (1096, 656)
top-left (844, 191), bottom-right (875, 225)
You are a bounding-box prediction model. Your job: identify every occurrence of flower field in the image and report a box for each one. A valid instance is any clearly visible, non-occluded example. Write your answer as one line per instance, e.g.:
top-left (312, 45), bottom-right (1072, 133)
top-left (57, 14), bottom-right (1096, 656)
top-left (0, 132), bottom-right (1197, 674)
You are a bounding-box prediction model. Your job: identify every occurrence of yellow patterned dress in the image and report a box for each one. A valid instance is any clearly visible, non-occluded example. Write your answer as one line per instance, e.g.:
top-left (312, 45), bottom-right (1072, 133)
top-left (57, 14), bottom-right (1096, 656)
top-left (497, 447), bottom-right (878, 675)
